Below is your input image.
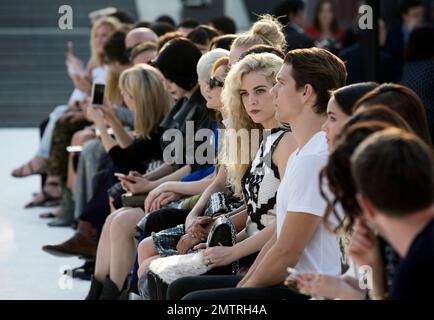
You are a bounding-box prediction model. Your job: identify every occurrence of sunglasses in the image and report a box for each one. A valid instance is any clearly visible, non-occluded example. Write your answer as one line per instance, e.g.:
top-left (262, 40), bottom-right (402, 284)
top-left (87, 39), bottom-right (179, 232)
top-left (209, 77), bottom-right (224, 89)
top-left (125, 47), bottom-right (133, 60)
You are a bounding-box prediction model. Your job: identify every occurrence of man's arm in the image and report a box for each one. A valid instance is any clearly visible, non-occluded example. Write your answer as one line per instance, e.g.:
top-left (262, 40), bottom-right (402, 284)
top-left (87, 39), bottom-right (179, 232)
top-left (237, 225), bottom-right (277, 287)
top-left (241, 212), bottom-right (321, 288)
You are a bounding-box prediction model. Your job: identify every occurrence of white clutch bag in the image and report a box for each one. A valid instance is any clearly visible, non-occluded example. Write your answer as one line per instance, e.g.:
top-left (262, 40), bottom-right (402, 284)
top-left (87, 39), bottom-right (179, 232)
top-left (148, 251), bottom-right (210, 285)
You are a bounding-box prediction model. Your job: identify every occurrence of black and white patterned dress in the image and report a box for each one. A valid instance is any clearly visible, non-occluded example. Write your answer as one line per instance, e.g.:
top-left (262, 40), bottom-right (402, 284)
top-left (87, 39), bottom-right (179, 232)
top-left (241, 128), bottom-right (288, 237)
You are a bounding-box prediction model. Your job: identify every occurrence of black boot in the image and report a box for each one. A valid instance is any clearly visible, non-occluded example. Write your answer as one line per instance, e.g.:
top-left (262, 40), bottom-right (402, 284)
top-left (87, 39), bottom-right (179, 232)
top-left (85, 276), bottom-right (103, 300)
top-left (99, 277), bottom-right (122, 300)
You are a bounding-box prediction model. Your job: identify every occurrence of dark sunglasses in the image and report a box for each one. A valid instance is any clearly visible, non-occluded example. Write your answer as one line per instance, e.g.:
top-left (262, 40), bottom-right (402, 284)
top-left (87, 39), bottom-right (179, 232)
top-left (209, 77), bottom-right (224, 89)
top-left (125, 47), bottom-right (133, 59)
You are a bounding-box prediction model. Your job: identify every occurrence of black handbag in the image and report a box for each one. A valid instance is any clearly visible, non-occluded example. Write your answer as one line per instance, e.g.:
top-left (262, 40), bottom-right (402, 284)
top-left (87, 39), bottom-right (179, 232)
top-left (146, 216), bottom-right (239, 300)
top-left (204, 191), bottom-right (243, 217)
top-left (203, 215), bottom-right (239, 275)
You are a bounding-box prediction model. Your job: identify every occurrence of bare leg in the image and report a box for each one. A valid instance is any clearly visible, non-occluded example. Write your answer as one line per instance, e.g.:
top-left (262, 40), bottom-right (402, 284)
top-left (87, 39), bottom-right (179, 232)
top-left (137, 255), bottom-right (160, 279)
top-left (93, 207), bottom-right (131, 282)
top-left (11, 155), bottom-right (47, 177)
top-left (109, 208), bottom-right (146, 290)
top-left (137, 237), bottom-right (159, 278)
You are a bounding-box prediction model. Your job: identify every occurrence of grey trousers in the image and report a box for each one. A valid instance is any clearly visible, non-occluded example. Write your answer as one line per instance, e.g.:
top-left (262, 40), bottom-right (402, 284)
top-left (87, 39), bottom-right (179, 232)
top-left (73, 139), bottom-right (106, 219)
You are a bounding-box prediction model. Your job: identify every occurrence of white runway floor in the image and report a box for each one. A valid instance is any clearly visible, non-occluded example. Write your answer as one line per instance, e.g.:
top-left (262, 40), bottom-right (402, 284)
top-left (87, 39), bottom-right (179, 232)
top-left (0, 128), bottom-right (89, 299)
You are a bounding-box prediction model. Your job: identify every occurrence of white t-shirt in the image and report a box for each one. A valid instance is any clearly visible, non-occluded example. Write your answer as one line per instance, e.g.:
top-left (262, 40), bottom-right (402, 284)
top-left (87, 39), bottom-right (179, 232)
top-left (275, 131), bottom-right (341, 275)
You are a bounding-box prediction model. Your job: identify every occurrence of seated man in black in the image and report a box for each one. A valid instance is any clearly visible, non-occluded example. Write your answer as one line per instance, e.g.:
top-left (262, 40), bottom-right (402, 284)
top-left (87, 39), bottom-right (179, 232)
top-left (351, 128), bottom-right (434, 300)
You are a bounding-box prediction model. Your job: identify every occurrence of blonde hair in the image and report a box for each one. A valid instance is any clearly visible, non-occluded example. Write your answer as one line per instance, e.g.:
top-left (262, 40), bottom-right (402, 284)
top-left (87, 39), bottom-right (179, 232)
top-left (211, 56), bottom-right (230, 75)
top-left (232, 15), bottom-right (286, 52)
top-left (220, 53), bottom-right (283, 197)
top-left (197, 48), bottom-right (229, 82)
top-left (119, 64), bottom-right (171, 138)
top-left (106, 69), bottom-right (122, 105)
top-left (90, 17), bottom-right (122, 66)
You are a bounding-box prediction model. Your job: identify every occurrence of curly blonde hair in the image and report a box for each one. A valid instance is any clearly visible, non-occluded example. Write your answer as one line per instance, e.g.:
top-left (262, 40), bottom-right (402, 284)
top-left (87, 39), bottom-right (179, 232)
top-left (232, 15), bottom-right (286, 52)
top-left (220, 52), bottom-right (283, 197)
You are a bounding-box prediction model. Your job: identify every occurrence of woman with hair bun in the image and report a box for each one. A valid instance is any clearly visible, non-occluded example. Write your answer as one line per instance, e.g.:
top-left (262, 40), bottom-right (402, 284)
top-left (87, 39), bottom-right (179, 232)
top-left (229, 15), bottom-right (287, 68)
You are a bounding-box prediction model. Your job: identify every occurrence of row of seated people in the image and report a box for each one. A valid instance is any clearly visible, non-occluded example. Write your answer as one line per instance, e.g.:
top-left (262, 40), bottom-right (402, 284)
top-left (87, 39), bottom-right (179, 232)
top-left (12, 7), bottom-right (434, 300)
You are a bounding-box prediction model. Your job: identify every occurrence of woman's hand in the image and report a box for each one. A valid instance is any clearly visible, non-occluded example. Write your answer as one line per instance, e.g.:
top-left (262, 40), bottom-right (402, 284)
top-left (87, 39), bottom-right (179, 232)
top-left (66, 50), bottom-right (84, 73)
top-left (176, 233), bottom-right (202, 254)
top-left (99, 96), bottom-right (117, 123)
top-left (186, 216), bottom-right (215, 241)
top-left (347, 219), bottom-right (382, 270)
top-left (118, 171), bottom-right (153, 194)
top-left (155, 192), bottom-right (182, 209)
top-left (144, 182), bottom-right (173, 212)
top-left (71, 74), bottom-right (91, 92)
top-left (202, 246), bottom-right (236, 268)
top-left (86, 106), bottom-right (105, 128)
top-left (145, 191), bottom-right (182, 213)
top-left (293, 273), bottom-right (365, 300)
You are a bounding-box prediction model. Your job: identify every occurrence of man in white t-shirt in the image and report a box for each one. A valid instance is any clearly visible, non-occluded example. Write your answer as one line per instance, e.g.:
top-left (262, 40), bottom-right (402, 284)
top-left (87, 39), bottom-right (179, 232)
top-left (237, 48), bottom-right (347, 289)
top-left (165, 48), bottom-right (348, 301)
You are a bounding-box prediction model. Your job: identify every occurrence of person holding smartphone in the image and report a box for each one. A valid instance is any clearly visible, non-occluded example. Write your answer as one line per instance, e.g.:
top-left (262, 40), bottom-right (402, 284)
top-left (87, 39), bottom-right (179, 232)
top-left (43, 64), bottom-right (171, 257)
top-left (12, 17), bottom-right (121, 212)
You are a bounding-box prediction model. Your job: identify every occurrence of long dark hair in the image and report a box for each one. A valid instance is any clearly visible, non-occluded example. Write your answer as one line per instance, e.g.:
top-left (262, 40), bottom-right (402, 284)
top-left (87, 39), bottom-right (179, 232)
top-left (353, 83), bottom-right (432, 147)
top-left (321, 107), bottom-right (413, 232)
top-left (332, 82), bottom-right (379, 116)
top-left (313, 0), bottom-right (339, 35)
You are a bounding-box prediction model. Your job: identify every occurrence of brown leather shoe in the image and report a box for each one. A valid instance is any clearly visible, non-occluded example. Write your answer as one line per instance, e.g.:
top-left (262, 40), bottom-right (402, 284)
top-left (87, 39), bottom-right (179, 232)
top-left (42, 221), bottom-right (98, 258)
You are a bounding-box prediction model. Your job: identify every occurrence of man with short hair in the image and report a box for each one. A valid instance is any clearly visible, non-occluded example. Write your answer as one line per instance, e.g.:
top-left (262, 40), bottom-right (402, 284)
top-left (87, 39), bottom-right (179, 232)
top-left (351, 128), bottom-right (434, 300)
top-left (125, 27), bottom-right (159, 58)
top-left (168, 48), bottom-right (347, 300)
top-left (237, 47), bottom-right (347, 289)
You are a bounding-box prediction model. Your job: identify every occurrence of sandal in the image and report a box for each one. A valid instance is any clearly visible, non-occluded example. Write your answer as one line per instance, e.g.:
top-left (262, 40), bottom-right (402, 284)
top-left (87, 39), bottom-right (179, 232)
top-left (11, 159), bottom-right (46, 178)
top-left (25, 182), bottom-right (63, 208)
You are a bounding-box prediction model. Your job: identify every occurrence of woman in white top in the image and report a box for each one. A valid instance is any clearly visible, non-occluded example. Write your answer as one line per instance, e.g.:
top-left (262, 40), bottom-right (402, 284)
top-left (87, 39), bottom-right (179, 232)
top-left (167, 47), bottom-right (347, 300)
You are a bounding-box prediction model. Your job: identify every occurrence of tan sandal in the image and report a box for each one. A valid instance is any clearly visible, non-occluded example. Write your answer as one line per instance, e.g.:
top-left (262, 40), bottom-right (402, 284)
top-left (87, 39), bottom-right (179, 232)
top-left (25, 182), bottom-right (62, 208)
top-left (11, 159), bottom-right (46, 178)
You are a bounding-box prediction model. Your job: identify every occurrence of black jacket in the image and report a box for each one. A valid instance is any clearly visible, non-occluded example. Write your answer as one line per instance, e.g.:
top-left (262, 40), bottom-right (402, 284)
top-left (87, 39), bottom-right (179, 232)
top-left (159, 88), bottom-right (215, 172)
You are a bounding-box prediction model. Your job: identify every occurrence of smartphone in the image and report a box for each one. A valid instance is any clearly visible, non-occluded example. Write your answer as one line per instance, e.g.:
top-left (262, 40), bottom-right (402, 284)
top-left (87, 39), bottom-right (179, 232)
top-left (114, 173), bottom-right (127, 178)
top-left (66, 145), bottom-right (83, 153)
top-left (114, 173), bottom-right (137, 183)
top-left (67, 41), bottom-right (73, 54)
top-left (91, 83), bottom-right (105, 105)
